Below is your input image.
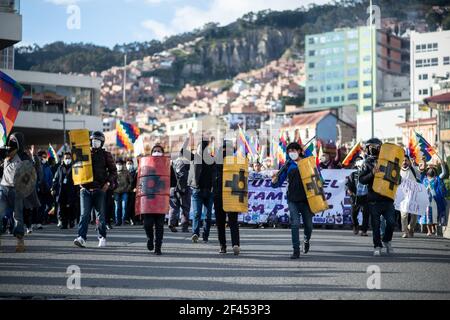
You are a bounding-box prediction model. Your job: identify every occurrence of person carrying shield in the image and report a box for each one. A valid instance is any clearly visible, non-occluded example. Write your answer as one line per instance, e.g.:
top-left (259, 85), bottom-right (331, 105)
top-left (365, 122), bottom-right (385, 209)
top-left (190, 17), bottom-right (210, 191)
top-left (213, 140), bottom-right (245, 255)
top-left (0, 133), bottom-right (36, 252)
top-left (73, 131), bottom-right (117, 248)
top-left (271, 142), bottom-right (314, 259)
top-left (358, 138), bottom-right (399, 256)
top-left (137, 144), bottom-right (172, 255)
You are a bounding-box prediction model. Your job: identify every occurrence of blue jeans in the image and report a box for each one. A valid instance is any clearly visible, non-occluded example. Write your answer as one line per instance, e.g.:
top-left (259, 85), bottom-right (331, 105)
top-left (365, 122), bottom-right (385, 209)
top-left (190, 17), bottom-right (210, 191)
top-left (191, 188), bottom-right (213, 239)
top-left (114, 193), bottom-right (128, 224)
top-left (78, 188), bottom-right (107, 240)
top-left (287, 201), bottom-right (313, 251)
top-left (368, 201), bottom-right (395, 248)
top-left (0, 186), bottom-right (24, 238)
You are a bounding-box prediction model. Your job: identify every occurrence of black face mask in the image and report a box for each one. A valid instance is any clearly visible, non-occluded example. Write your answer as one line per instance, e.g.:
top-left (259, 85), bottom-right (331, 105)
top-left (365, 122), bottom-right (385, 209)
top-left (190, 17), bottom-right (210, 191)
top-left (427, 170), bottom-right (436, 178)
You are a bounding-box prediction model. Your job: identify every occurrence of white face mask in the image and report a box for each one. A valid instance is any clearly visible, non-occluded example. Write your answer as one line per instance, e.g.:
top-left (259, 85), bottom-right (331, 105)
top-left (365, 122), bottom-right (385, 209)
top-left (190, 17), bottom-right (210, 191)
top-left (152, 152), bottom-right (163, 157)
top-left (64, 159), bottom-right (72, 166)
top-left (126, 164), bottom-right (133, 171)
top-left (41, 159), bottom-right (48, 164)
top-left (289, 152), bottom-right (299, 161)
top-left (92, 139), bottom-right (102, 149)
top-left (116, 165), bottom-right (123, 171)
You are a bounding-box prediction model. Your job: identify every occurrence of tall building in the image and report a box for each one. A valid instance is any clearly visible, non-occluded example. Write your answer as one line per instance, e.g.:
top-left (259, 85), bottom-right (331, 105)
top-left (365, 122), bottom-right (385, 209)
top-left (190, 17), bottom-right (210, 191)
top-left (305, 26), bottom-right (410, 142)
top-left (410, 29), bottom-right (450, 121)
top-left (0, 69), bottom-right (103, 146)
top-left (0, 0), bottom-right (22, 69)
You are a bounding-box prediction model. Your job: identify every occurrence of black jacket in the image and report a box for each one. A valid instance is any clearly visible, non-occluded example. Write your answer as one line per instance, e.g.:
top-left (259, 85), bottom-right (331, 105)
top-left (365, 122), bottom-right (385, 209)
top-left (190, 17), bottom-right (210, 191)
top-left (358, 156), bottom-right (393, 203)
top-left (82, 148), bottom-right (118, 190)
top-left (271, 159), bottom-right (307, 203)
top-left (52, 164), bottom-right (77, 205)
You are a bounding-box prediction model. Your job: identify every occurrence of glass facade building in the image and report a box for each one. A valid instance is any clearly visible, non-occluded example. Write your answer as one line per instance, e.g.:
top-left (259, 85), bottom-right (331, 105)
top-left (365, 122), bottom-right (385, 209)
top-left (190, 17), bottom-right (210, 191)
top-left (305, 26), bottom-right (376, 114)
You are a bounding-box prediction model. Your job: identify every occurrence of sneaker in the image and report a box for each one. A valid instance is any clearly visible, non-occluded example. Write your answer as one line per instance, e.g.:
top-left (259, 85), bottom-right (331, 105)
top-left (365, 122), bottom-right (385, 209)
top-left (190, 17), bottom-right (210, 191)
top-left (202, 233), bottom-right (208, 243)
top-left (35, 224), bottom-right (43, 230)
top-left (290, 250), bottom-right (300, 259)
top-left (219, 246), bottom-right (227, 254)
top-left (74, 236), bottom-right (86, 248)
top-left (232, 245), bottom-right (240, 256)
top-left (169, 225), bottom-right (178, 233)
top-left (115, 223), bottom-right (122, 227)
top-left (26, 228), bottom-right (33, 235)
top-left (360, 231), bottom-right (369, 237)
top-left (57, 221), bottom-right (62, 228)
top-left (383, 241), bottom-right (393, 255)
top-left (106, 224), bottom-right (113, 230)
top-left (130, 220), bottom-right (135, 226)
top-left (191, 234), bottom-right (199, 243)
top-left (98, 237), bottom-right (106, 248)
top-left (147, 239), bottom-right (154, 251)
top-left (70, 221), bottom-right (75, 229)
top-left (402, 233), bottom-right (408, 238)
top-left (303, 241), bottom-right (310, 254)
top-left (154, 248), bottom-right (162, 255)
top-left (353, 227), bottom-right (359, 235)
top-left (408, 231), bottom-right (414, 238)
top-left (373, 247), bottom-right (381, 256)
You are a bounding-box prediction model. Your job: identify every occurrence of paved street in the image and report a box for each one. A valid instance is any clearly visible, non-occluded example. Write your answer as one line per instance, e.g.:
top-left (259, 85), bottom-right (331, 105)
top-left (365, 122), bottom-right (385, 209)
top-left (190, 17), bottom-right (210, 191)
top-left (0, 224), bottom-right (449, 300)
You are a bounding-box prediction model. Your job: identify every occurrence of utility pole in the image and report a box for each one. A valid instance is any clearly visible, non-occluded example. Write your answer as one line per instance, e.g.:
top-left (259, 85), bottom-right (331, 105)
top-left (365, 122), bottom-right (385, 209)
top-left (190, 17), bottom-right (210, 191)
top-left (123, 53), bottom-right (127, 112)
top-left (370, 0), bottom-right (375, 139)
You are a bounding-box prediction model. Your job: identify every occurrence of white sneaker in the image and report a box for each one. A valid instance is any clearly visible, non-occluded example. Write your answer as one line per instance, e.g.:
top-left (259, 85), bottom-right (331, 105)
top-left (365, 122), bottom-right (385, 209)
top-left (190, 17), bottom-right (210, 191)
top-left (35, 224), bottom-right (43, 230)
top-left (98, 237), bottom-right (106, 247)
top-left (26, 228), bottom-right (33, 235)
top-left (57, 221), bottom-right (62, 228)
top-left (232, 245), bottom-right (240, 256)
top-left (74, 236), bottom-right (86, 248)
top-left (383, 242), bottom-right (393, 255)
top-left (373, 247), bottom-right (381, 256)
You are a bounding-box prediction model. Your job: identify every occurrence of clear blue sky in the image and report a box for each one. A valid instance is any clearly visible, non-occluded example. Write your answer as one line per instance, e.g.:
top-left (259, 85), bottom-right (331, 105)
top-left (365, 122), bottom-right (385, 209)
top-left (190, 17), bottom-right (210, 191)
top-left (21, 0), bottom-right (329, 48)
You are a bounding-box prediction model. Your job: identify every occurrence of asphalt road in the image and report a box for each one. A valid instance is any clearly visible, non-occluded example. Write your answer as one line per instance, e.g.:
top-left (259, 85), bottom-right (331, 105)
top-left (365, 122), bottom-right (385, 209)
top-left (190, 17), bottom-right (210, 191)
top-left (0, 224), bottom-right (449, 300)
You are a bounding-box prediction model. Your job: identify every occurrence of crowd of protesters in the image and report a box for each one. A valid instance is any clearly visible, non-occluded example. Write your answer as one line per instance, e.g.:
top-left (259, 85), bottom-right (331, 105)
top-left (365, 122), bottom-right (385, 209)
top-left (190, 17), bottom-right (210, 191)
top-left (1, 130), bottom-right (449, 257)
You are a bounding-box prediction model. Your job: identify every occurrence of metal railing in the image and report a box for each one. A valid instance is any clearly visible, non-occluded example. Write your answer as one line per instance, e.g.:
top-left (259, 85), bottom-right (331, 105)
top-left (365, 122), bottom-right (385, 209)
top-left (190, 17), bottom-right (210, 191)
top-left (0, 0), bottom-right (19, 13)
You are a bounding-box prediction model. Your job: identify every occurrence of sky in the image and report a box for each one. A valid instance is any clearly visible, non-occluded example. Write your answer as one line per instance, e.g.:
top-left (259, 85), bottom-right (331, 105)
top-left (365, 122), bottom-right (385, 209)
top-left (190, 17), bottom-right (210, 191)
top-left (21, 0), bottom-right (330, 48)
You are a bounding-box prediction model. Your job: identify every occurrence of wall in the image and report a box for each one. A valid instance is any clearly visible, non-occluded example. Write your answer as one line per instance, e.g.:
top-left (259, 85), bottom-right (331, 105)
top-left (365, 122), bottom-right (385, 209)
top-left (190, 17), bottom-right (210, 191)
top-left (357, 107), bottom-right (406, 142)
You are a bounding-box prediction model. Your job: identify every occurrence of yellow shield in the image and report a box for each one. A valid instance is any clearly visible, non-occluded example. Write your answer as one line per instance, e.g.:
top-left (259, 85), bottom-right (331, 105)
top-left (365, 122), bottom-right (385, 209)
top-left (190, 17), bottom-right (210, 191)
top-left (69, 129), bottom-right (93, 185)
top-left (222, 156), bottom-right (249, 213)
top-left (373, 143), bottom-right (404, 200)
top-left (298, 156), bottom-right (329, 214)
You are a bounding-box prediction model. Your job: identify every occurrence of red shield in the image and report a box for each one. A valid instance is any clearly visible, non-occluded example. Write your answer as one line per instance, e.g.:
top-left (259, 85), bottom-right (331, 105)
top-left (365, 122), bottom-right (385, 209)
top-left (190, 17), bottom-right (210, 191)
top-left (135, 156), bottom-right (170, 215)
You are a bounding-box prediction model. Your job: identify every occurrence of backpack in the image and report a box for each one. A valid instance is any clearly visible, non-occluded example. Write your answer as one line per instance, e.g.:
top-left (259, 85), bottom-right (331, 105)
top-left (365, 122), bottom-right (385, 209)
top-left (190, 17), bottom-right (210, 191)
top-left (173, 157), bottom-right (190, 193)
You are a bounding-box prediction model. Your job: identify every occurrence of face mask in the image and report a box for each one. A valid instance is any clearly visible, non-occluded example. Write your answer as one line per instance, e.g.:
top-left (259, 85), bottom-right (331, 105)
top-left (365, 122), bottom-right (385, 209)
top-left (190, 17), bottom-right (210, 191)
top-left (152, 152), bottom-right (163, 157)
top-left (64, 159), bottom-right (72, 166)
top-left (289, 152), bottom-right (299, 161)
top-left (92, 139), bottom-right (102, 149)
top-left (126, 164), bottom-right (133, 171)
top-left (117, 165), bottom-right (123, 171)
top-left (41, 158), bottom-right (48, 164)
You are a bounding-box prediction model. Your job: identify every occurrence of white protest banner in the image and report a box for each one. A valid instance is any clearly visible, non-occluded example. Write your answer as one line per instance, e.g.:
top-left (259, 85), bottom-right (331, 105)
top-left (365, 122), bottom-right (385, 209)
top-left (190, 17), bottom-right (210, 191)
top-left (240, 169), bottom-right (354, 225)
top-left (394, 178), bottom-right (429, 215)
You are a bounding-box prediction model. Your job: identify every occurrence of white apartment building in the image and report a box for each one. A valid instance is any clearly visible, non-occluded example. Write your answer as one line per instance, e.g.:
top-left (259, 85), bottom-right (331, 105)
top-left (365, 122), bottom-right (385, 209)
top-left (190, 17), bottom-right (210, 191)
top-left (410, 29), bottom-right (450, 120)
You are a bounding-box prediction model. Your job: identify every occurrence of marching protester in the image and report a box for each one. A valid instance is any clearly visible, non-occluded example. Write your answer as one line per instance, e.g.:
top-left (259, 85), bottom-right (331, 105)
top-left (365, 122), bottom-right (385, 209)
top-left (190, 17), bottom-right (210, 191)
top-left (213, 140), bottom-right (242, 255)
top-left (36, 149), bottom-right (54, 229)
top-left (319, 142), bottom-right (342, 170)
top-left (182, 131), bottom-right (216, 243)
top-left (23, 145), bottom-right (42, 235)
top-left (358, 138), bottom-right (397, 256)
top-left (0, 133), bottom-right (31, 252)
top-left (113, 159), bottom-right (132, 226)
top-left (140, 144), bottom-right (170, 255)
top-left (345, 156), bottom-right (369, 236)
top-left (399, 155), bottom-right (421, 238)
top-left (126, 159), bottom-right (138, 225)
top-left (51, 152), bottom-right (77, 229)
top-left (271, 142), bottom-right (314, 259)
top-left (74, 131), bottom-right (117, 248)
top-left (420, 166), bottom-right (447, 236)
top-left (168, 143), bottom-right (191, 233)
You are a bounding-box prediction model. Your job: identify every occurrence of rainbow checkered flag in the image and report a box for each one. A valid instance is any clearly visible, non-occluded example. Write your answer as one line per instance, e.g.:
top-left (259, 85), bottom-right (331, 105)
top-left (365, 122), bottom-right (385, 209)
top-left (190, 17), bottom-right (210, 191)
top-left (0, 71), bottom-right (25, 143)
top-left (117, 120), bottom-right (140, 151)
top-left (414, 131), bottom-right (436, 162)
top-left (48, 144), bottom-right (58, 163)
